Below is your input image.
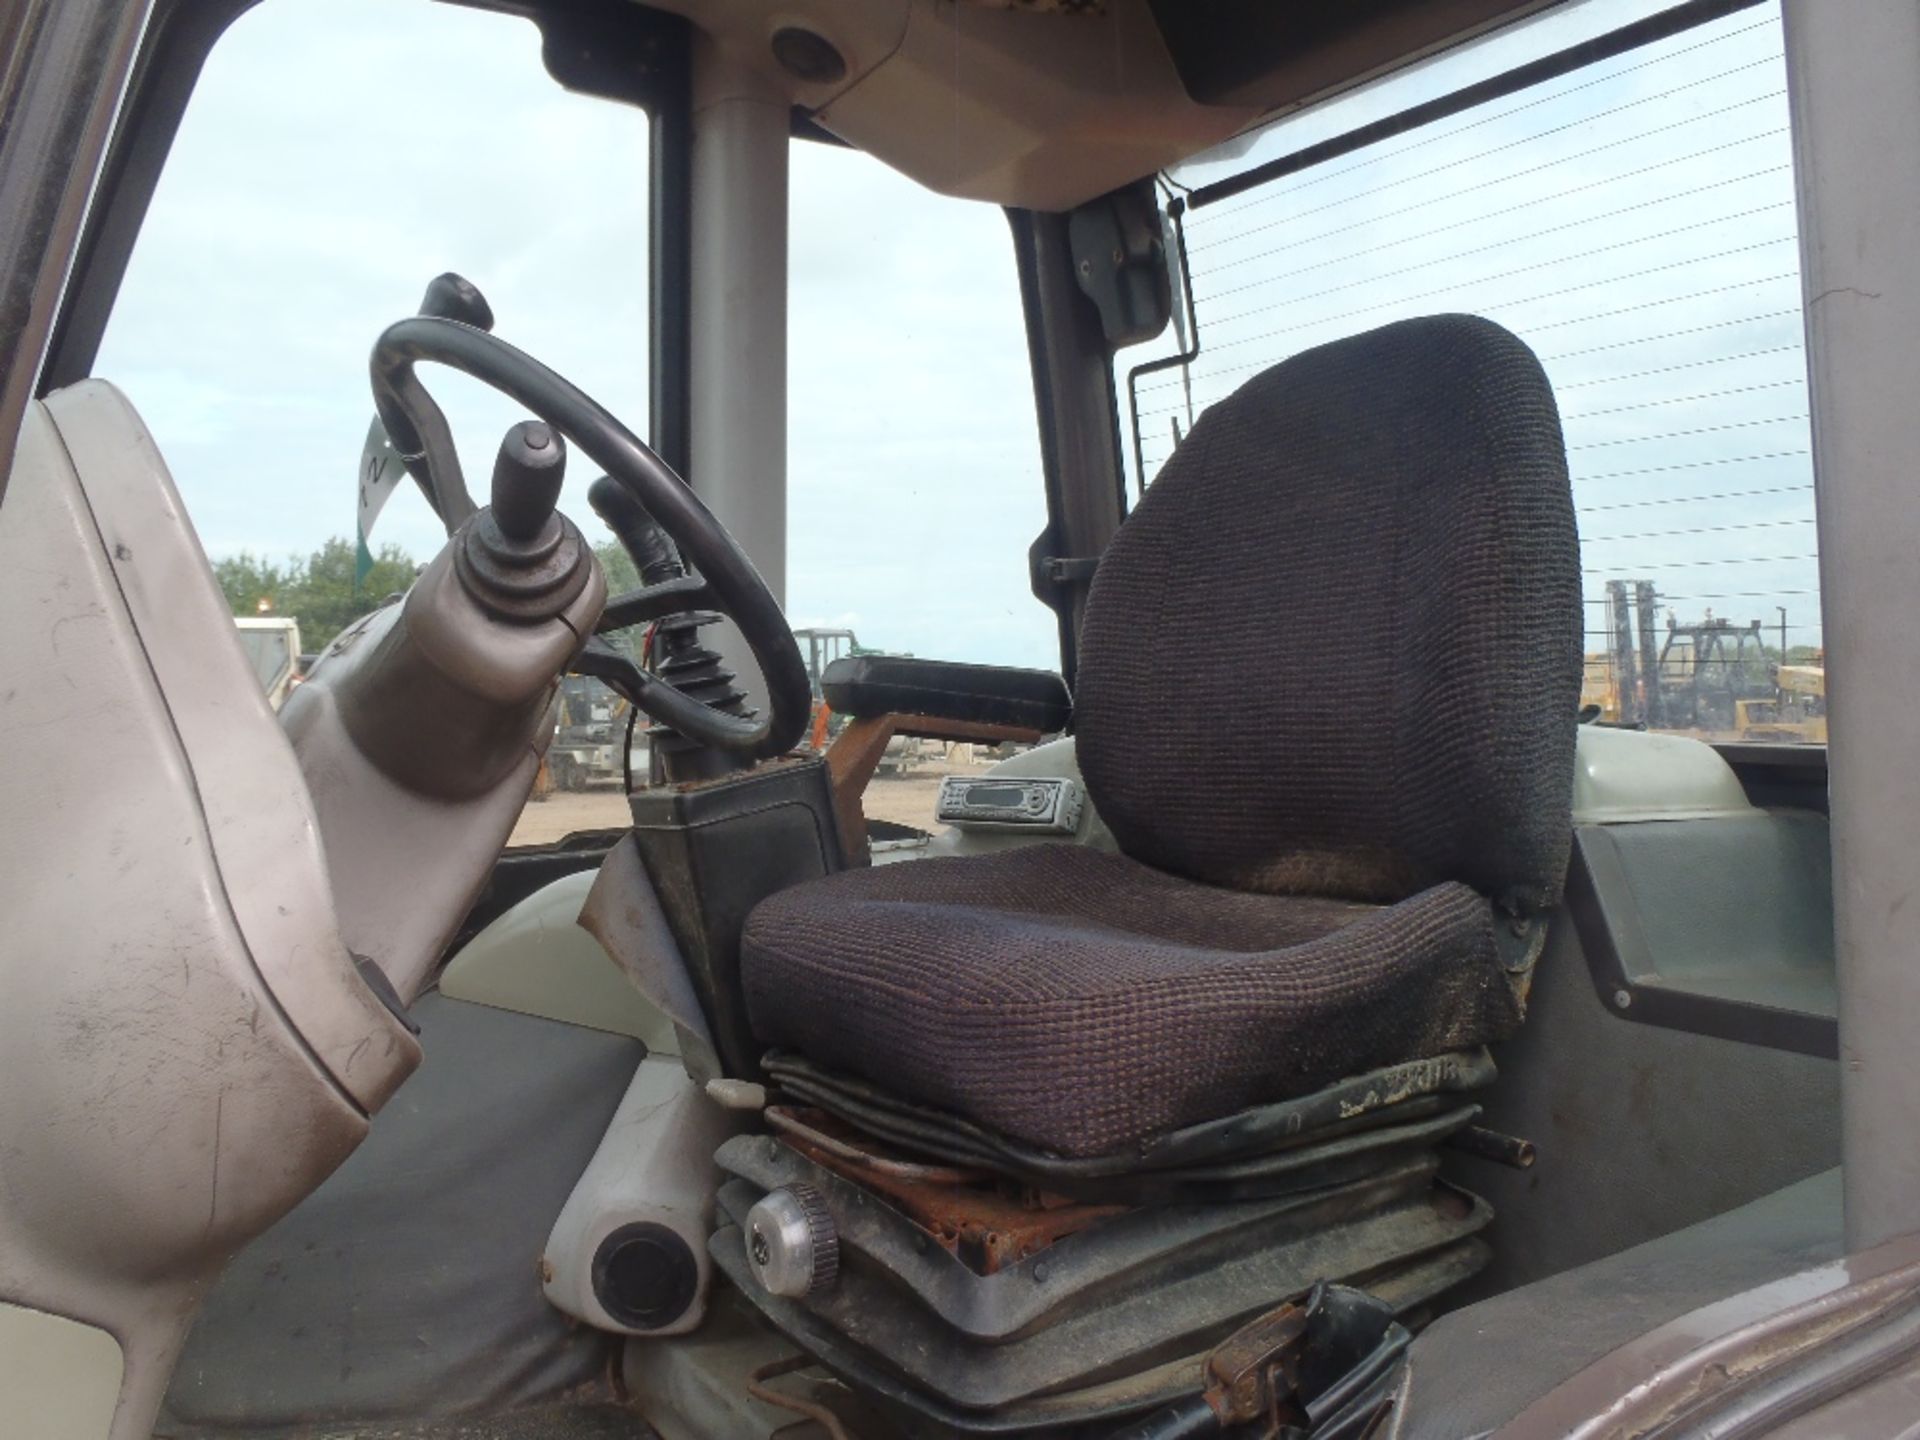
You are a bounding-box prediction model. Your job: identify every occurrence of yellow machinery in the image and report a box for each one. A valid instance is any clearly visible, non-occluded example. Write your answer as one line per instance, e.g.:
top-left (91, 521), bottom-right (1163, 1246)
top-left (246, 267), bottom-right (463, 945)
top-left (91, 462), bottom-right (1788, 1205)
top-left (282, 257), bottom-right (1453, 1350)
top-left (1737, 659), bottom-right (1828, 742)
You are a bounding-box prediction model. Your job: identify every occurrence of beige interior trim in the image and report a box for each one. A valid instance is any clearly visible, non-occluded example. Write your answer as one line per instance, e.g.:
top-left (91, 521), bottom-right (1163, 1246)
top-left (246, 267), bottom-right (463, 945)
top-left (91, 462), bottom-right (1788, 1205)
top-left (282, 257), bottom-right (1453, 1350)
top-left (439, 870), bottom-right (677, 1051)
top-left (0, 1303), bottom-right (124, 1440)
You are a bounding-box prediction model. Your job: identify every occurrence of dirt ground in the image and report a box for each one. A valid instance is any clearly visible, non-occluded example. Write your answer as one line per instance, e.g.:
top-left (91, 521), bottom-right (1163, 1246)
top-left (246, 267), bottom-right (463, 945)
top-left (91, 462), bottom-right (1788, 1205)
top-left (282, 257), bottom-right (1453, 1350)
top-left (506, 752), bottom-right (995, 847)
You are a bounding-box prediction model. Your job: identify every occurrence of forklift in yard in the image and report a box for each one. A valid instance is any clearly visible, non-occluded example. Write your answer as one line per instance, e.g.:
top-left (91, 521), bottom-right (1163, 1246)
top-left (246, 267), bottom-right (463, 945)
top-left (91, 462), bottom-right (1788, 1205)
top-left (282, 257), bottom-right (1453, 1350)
top-left (542, 675), bottom-right (636, 793)
top-left (5, 3), bottom-right (1920, 1439)
top-left (796, 626), bottom-right (930, 774)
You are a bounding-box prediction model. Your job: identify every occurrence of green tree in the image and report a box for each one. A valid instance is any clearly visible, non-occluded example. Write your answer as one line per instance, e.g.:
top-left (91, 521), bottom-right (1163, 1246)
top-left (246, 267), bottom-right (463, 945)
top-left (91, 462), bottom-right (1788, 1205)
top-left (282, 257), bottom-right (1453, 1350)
top-left (285, 537), bottom-right (419, 650)
top-left (213, 552), bottom-right (293, 617)
top-left (595, 538), bottom-right (641, 594)
top-left (211, 537), bottom-right (421, 651)
top-left (593, 539), bottom-right (651, 658)
top-left (215, 535), bottom-right (642, 654)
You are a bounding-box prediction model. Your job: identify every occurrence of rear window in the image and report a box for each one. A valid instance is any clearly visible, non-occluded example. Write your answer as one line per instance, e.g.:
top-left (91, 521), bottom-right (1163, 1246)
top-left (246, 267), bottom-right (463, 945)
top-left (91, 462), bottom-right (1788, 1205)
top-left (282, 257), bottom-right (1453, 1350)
top-left (1129, 0), bottom-right (1821, 743)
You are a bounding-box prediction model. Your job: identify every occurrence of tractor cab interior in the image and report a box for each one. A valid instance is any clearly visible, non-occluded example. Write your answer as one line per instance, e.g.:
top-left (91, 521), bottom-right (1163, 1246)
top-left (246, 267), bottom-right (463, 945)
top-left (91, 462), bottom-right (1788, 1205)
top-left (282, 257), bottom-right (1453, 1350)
top-left (0, 2), bottom-right (1903, 1439)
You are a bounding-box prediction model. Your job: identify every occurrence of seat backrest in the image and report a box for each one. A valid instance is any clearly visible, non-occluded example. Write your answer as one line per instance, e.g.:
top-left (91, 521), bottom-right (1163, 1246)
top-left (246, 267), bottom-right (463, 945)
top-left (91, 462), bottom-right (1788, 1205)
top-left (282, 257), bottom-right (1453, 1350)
top-left (1075, 314), bottom-right (1581, 915)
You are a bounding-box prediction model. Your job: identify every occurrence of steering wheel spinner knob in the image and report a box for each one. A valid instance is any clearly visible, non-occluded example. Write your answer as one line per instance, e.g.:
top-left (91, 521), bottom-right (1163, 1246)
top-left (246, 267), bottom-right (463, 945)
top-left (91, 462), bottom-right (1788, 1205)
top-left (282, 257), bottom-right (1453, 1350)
top-left (745, 1183), bottom-right (839, 1299)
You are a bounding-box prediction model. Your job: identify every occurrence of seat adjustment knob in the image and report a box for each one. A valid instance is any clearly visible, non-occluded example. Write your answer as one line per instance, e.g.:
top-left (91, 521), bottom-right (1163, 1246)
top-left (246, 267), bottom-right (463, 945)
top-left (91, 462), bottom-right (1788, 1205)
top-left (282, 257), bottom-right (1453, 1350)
top-left (745, 1183), bottom-right (838, 1298)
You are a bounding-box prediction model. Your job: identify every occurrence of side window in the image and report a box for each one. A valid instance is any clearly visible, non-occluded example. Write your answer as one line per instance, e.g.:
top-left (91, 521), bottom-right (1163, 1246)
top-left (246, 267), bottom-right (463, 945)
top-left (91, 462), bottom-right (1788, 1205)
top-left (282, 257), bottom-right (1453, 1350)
top-left (1130, 0), bottom-right (1821, 744)
top-left (787, 143), bottom-right (1054, 830)
top-left (93, 0), bottom-right (651, 844)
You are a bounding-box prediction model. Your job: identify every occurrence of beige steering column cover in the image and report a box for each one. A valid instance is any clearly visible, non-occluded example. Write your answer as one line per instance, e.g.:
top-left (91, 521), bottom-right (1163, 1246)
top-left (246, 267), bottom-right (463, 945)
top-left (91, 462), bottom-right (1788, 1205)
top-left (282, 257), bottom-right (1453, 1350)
top-left (0, 383), bottom-right (420, 1440)
top-left (279, 502), bottom-right (605, 1008)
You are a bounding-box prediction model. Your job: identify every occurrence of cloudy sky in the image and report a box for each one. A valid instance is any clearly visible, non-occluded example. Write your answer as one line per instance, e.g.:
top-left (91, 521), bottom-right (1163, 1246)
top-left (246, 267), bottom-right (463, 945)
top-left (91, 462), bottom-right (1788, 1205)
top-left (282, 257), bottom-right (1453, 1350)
top-left (97, 0), bottom-right (1817, 678)
top-left (97, 0), bottom-right (1054, 667)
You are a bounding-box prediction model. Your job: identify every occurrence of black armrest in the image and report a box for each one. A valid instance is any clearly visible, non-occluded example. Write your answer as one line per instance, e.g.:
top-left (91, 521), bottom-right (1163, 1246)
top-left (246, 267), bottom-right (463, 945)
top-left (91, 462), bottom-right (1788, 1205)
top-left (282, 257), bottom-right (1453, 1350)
top-left (821, 655), bottom-right (1071, 733)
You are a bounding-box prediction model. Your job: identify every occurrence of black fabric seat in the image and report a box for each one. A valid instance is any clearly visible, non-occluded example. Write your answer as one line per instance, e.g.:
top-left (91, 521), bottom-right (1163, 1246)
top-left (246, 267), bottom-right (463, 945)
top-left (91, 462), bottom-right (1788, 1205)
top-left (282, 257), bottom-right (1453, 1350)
top-left (743, 313), bottom-right (1582, 1159)
top-left (745, 846), bottom-right (1517, 1157)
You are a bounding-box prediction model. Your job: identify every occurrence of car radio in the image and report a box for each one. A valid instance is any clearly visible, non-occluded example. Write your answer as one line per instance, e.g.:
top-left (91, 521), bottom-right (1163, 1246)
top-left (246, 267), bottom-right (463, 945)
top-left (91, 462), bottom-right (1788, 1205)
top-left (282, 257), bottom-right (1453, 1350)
top-left (935, 775), bottom-right (1084, 832)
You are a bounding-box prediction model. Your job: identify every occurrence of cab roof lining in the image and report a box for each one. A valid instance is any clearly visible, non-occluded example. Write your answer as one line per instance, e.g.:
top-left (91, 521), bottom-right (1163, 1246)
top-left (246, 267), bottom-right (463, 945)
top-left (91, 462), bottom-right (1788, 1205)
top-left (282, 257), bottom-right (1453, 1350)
top-left (650, 0), bottom-right (1560, 212)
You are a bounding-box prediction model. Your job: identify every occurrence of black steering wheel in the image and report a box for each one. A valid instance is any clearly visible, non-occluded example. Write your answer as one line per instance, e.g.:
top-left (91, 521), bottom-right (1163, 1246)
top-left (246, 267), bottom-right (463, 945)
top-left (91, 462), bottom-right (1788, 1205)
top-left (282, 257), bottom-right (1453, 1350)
top-left (368, 315), bottom-right (810, 760)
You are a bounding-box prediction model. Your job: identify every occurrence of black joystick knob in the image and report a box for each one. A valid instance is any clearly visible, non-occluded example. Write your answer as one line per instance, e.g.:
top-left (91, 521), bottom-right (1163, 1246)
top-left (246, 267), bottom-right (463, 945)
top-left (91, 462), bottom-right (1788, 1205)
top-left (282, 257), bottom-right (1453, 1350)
top-left (453, 420), bottom-right (589, 623)
top-left (491, 421), bottom-right (566, 542)
top-left (418, 272), bottom-right (494, 331)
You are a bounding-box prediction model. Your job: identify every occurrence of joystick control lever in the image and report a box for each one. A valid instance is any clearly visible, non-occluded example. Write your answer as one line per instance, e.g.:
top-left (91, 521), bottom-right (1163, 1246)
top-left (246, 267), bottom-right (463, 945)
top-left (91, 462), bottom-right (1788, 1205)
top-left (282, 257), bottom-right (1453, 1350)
top-left (493, 422), bottom-right (567, 540)
top-left (584, 479), bottom-right (752, 783)
top-left (589, 474), bottom-right (685, 586)
top-left (452, 421), bottom-right (593, 623)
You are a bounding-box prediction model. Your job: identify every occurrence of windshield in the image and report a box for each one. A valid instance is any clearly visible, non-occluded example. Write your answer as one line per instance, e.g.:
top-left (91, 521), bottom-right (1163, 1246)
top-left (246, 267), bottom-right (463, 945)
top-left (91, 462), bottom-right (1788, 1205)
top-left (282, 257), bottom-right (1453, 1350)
top-left (1131, 0), bottom-right (1819, 744)
top-left (97, 1), bottom-right (650, 581)
top-left (92, 0), bottom-right (652, 843)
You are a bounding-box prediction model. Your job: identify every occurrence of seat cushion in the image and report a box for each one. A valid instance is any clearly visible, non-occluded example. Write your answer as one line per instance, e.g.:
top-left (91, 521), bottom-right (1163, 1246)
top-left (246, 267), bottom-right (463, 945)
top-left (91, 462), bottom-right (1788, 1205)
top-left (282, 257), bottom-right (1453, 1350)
top-left (1076, 314), bottom-right (1580, 914)
top-left (742, 846), bottom-right (1521, 1157)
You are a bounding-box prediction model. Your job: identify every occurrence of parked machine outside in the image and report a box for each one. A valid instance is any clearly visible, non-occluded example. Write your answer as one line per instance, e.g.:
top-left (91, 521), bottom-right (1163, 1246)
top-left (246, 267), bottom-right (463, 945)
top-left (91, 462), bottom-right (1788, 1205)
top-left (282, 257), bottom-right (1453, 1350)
top-left (545, 676), bottom-right (636, 792)
top-left (232, 616), bottom-right (303, 710)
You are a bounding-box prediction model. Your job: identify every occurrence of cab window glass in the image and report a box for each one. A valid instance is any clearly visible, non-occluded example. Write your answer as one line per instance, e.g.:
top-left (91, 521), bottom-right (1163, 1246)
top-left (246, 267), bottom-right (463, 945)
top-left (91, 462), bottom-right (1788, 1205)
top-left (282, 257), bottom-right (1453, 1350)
top-left (93, 0), bottom-right (651, 844)
top-left (1132, 0), bottom-right (1821, 744)
top-left (787, 144), bottom-right (1056, 832)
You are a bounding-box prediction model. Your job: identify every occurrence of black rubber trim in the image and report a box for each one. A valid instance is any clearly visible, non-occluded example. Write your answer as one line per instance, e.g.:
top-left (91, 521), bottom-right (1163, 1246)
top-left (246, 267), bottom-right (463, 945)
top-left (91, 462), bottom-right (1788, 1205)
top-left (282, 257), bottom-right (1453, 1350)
top-left (1713, 741), bottom-right (1829, 815)
top-left (821, 654), bottom-right (1071, 732)
top-left (1186, 0), bottom-right (1770, 211)
top-left (443, 829), bottom-right (627, 961)
top-left (1567, 826), bottom-right (1838, 1060)
top-left (591, 1221), bottom-right (699, 1332)
top-left (1006, 207), bottom-right (1128, 687)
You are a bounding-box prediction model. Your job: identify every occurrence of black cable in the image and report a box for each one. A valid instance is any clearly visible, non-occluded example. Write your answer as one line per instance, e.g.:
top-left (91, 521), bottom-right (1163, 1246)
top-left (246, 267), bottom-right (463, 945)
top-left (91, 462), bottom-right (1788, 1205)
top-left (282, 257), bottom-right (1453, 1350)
top-left (1595, 589), bottom-right (1819, 603)
top-left (1576, 449), bottom-right (1810, 484)
top-left (1133, 301), bottom-right (1800, 404)
top-left (1553, 341), bottom-right (1801, 386)
top-left (1208, 207), bottom-right (1793, 330)
top-left (1579, 594), bottom-right (1815, 605)
top-left (1563, 378), bottom-right (1802, 421)
top-left (1583, 623), bottom-right (1817, 632)
top-left (1194, 89), bottom-right (1787, 285)
top-left (1583, 516), bottom-right (1815, 544)
top-left (1200, 10), bottom-right (1781, 224)
top-left (1197, 89), bottom-right (1785, 273)
top-left (1568, 413), bottom-right (1808, 451)
top-left (1581, 484), bottom-right (1813, 513)
top-left (1143, 416), bottom-right (1812, 477)
top-left (1521, 272), bottom-right (1799, 337)
top-left (1581, 552), bottom-right (1818, 574)
top-left (1202, 140), bottom-right (1788, 289)
top-left (1187, 0), bottom-right (1772, 212)
top-left (1199, 240), bottom-right (1796, 361)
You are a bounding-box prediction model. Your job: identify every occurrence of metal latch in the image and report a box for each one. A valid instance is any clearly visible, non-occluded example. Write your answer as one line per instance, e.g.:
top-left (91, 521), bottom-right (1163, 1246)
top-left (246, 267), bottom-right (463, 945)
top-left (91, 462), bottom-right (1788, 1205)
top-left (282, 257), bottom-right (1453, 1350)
top-left (1107, 1283), bottom-right (1410, 1439)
